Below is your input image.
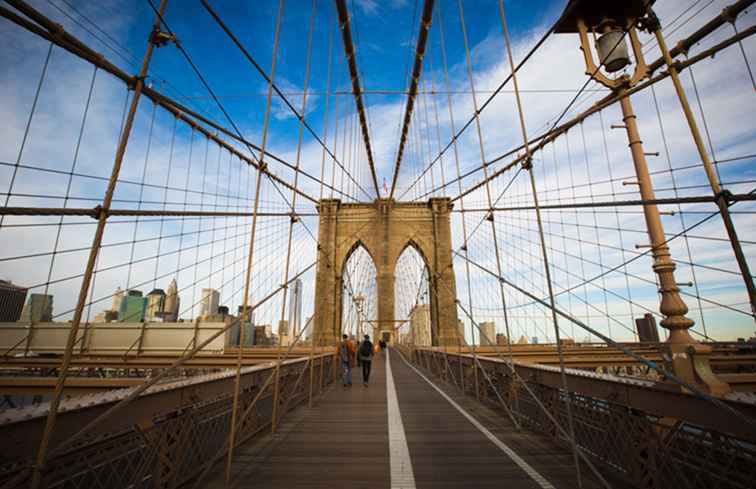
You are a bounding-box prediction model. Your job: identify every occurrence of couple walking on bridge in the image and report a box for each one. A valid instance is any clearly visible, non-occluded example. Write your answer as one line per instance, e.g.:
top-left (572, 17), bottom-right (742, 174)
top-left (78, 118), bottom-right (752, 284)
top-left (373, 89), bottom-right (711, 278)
top-left (339, 334), bottom-right (374, 387)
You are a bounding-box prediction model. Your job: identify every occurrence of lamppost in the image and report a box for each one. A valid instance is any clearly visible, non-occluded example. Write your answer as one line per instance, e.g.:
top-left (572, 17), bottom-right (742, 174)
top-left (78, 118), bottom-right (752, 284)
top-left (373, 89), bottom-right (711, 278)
top-left (353, 294), bottom-right (365, 339)
top-left (554, 0), bottom-right (729, 395)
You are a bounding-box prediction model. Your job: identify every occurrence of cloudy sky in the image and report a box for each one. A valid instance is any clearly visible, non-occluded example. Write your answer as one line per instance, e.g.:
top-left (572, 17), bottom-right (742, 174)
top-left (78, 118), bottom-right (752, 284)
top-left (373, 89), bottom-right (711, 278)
top-left (0, 0), bottom-right (754, 344)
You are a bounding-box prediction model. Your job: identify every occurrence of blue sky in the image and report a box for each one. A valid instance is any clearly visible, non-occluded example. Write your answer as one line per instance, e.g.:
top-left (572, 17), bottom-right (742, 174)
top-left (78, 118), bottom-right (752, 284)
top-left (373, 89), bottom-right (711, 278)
top-left (0, 0), bottom-right (754, 343)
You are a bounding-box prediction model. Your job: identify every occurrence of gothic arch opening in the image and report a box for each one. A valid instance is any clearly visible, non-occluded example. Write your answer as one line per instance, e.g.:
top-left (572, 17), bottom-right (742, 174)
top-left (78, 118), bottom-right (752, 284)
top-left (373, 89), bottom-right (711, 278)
top-left (394, 241), bottom-right (431, 346)
top-left (340, 242), bottom-right (377, 341)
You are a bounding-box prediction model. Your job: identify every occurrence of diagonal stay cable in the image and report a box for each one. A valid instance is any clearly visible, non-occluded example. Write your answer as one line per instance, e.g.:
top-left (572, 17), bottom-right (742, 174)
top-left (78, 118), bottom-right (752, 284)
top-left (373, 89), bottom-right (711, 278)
top-left (200, 0), bottom-right (373, 201)
top-left (456, 249), bottom-right (756, 436)
top-left (398, 0), bottom-right (582, 200)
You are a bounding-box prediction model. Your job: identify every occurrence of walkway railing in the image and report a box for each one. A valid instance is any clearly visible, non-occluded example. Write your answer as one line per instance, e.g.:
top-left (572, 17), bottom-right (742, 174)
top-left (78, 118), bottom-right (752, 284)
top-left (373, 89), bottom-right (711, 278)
top-left (0, 352), bottom-right (336, 489)
top-left (408, 347), bottom-right (756, 489)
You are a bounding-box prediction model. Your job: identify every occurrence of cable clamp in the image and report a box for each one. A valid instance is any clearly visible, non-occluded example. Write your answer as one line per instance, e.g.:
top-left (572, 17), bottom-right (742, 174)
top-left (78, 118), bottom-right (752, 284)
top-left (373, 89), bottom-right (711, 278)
top-left (92, 205), bottom-right (105, 220)
top-left (521, 156), bottom-right (533, 170)
top-left (715, 189), bottom-right (734, 207)
top-left (150, 29), bottom-right (176, 48)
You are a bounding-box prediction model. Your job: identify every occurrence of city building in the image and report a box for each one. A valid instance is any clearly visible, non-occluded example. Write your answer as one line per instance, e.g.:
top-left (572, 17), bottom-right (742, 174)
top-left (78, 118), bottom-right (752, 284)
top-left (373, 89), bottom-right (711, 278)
top-left (288, 279), bottom-right (303, 339)
top-left (479, 321), bottom-right (496, 346)
top-left (457, 319), bottom-right (466, 344)
top-left (163, 278), bottom-right (180, 322)
top-left (145, 289), bottom-right (166, 321)
top-left (19, 293), bottom-right (53, 323)
top-left (200, 288), bottom-right (220, 319)
top-left (237, 304), bottom-right (252, 322)
top-left (111, 287), bottom-right (124, 315)
top-left (635, 313), bottom-right (660, 342)
top-left (496, 334), bottom-right (508, 346)
top-left (119, 290), bottom-right (147, 322)
top-left (278, 319), bottom-right (290, 346)
top-left (0, 280), bottom-right (27, 322)
top-left (93, 310), bottom-right (118, 323)
top-left (409, 304), bottom-right (431, 346)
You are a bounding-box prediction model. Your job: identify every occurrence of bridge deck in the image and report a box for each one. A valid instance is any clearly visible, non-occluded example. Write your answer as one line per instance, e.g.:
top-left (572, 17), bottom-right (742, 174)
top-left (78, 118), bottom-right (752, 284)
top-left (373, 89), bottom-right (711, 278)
top-left (207, 348), bottom-right (600, 489)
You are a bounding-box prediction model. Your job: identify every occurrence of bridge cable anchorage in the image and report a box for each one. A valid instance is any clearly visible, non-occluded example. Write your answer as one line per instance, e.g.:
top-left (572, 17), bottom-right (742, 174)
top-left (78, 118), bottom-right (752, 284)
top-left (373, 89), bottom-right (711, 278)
top-left (388, 0), bottom-right (435, 200)
top-left (334, 0), bottom-right (382, 198)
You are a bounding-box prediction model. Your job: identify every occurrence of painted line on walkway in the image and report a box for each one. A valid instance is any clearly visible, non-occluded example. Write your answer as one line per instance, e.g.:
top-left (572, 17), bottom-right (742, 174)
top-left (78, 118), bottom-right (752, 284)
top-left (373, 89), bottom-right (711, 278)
top-left (386, 348), bottom-right (417, 489)
top-left (395, 349), bottom-right (556, 489)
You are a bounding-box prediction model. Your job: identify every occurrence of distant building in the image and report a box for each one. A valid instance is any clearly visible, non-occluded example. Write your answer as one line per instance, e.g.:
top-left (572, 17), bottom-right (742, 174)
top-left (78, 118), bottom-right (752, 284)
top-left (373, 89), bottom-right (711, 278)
top-left (288, 279), bottom-right (303, 339)
top-left (19, 293), bottom-right (53, 323)
top-left (278, 319), bottom-right (290, 346)
top-left (254, 325), bottom-right (271, 346)
top-left (200, 288), bottom-right (220, 319)
top-left (635, 313), bottom-right (660, 342)
top-left (457, 319), bottom-right (466, 344)
top-left (94, 310), bottom-right (118, 323)
top-left (237, 304), bottom-right (252, 322)
top-left (480, 321), bottom-right (495, 346)
top-left (0, 280), bottom-right (27, 322)
top-left (145, 289), bottom-right (166, 321)
top-left (496, 334), bottom-right (508, 346)
top-left (111, 287), bottom-right (125, 315)
top-left (163, 279), bottom-right (180, 322)
top-left (516, 335), bottom-right (528, 345)
top-left (410, 304), bottom-right (431, 346)
top-left (532, 337), bottom-right (539, 345)
top-left (119, 290), bottom-right (147, 322)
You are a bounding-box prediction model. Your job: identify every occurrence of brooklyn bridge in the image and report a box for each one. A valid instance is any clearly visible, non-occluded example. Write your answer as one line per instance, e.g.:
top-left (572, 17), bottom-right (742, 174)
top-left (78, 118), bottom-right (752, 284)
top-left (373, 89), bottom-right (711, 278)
top-left (0, 0), bottom-right (755, 487)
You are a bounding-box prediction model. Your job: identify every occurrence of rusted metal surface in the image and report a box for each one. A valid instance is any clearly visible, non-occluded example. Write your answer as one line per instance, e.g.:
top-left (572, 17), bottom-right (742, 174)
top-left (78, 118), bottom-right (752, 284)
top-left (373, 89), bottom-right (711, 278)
top-left (411, 347), bottom-right (756, 488)
top-left (0, 353), bottom-right (336, 488)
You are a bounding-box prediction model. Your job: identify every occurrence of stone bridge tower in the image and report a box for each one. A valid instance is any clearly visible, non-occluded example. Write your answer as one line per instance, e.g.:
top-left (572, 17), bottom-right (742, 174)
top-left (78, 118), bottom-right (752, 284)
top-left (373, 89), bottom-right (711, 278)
top-left (313, 198), bottom-right (459, 346)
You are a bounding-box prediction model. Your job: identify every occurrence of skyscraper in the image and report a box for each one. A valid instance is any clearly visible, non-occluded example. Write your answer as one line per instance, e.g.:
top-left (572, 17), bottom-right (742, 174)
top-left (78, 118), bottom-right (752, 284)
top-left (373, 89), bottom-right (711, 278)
top-left (145, 289), bottom-right (166, 321)
top-left (19, 293), bottom-right (53, 323)
top-left (111, 287), bottom-right (124, 315)
top-left (119, 290), bottom-right (147, 322)
top-left (163, 278), bottom-right (180, 322)
top-left (0, 280), bottom-right (27, 322)
top-left (200, 288), bottom-right (220, 319)
top-left (287, 279), bottom-right (303, 339)
top-left (480, 321), bottom-right (496, 346)
top-left (409, 304), bottom-right (431, 346)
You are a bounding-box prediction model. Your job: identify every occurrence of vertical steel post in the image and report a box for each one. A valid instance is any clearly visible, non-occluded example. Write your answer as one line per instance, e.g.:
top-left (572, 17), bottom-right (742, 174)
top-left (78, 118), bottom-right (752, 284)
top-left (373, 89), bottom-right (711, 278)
top-left (653, 24), bottom-right (755, 320)
top-left (227, 0), bottom-right (284, 481)
top-left (618, 89), bottom-right (696, 342)
top-left (29, 2), bottom-right (169, 488)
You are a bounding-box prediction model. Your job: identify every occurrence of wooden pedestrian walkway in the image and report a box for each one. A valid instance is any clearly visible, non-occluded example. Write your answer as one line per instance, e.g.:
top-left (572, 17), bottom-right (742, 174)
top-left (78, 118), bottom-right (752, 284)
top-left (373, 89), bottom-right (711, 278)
top-left (206, 348), bottom-right (603, 489)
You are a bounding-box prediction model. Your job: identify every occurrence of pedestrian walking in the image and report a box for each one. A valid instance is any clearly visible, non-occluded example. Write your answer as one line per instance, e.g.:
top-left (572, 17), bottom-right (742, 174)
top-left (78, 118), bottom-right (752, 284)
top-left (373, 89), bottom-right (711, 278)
top-left (338, 334), bottom-right (355, 387)
top-left (358, 334), bottom-right (374, 386)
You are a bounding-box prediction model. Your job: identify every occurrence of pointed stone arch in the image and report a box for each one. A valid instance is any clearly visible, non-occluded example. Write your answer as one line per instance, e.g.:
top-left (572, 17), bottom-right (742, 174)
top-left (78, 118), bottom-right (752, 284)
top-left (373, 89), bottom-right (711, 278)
top-left (313, 198), bottom-right (459, 345)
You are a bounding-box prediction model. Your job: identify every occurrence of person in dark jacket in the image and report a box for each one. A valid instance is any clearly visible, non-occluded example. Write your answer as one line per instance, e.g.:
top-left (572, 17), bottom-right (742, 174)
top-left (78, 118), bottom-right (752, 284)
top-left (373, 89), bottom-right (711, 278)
top-left (358, 334), bottom-right (374, 386)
